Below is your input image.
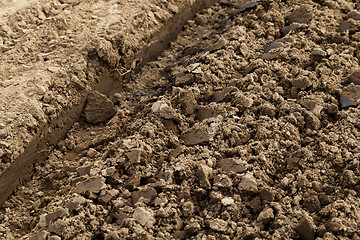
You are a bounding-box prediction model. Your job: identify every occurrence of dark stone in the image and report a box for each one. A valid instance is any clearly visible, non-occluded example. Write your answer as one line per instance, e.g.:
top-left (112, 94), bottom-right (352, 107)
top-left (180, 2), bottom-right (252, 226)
top-left (181, 129), bottom-right (210, 146)
top-left (259, 189), bottom-right (273, 202)
top-left (264, 42), bottom-right (283, 53)
top-left (76, 165), bottom-right (92, 176)
top-left (339, 92), bottom-right (356, 109)
top-left (303, 195), bottom-right (321, 212)
top-left (131, 187), bottom-right (157, 205)
top-left (295, 217), bottom-right (315, 240)
top-left (217, 158), bottom-right (248, 173)
top-left (311, 50), bottom-right (327, 61)
top-left (197, 106), bottom-right (219, 121)
top-left (347, 72), bottom-right (360, 85)
top-left (242, 1), bottom-right (260, 12)
top-left (84, 90), bottom-right (116, 124)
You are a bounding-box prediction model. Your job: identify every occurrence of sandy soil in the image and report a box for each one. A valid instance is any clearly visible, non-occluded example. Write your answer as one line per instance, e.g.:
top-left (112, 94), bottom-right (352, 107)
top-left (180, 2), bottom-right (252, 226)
top-left (1, 0), bottom-right (360, 239)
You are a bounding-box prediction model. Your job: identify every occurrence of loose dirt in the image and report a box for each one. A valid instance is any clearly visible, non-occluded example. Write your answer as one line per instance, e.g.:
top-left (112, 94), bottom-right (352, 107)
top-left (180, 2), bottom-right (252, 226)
top-left (1, 0), bottom-right (360, 239)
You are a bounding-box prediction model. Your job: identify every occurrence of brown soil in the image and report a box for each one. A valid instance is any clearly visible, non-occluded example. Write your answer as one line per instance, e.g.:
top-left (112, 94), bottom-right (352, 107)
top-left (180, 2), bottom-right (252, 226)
top-left (1, 0), bottom-right (360, 239)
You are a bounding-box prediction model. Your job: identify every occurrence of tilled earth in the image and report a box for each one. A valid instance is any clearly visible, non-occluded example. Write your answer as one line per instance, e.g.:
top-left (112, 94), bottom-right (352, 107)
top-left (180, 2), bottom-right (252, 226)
top-left (1, 0), bottom-right (360, 239)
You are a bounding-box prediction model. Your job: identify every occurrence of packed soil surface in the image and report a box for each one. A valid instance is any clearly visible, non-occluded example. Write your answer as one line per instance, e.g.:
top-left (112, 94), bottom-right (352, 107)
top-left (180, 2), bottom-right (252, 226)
top-left (1, 0), bottom-right (360, 239)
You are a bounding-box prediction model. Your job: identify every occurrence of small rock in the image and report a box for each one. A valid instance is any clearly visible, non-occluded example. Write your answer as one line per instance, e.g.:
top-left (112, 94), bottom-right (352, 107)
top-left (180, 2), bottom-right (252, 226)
top-left (257, 208), bottom-right (274, 224)
top-left (231, 91), bottom-right (253, 112)
top-left (264, 42), bottom-right (283, 53)
top-left (125, 149), bottom-right (142, 163)
top-left (131, 187), bottom-right (157, 205)
top-left (303, 111), bottom-right (321, 130)
top-left (242, 1), bottom-right (260, 12)
top-left (181, 128), bottom-right (210, 146)
top-left (347, 71), bottom-right (360, 85)
top-left (258, 103), bottom-right (276, 118)
top-left (295, 216), bottom-right (315, 240)
top-left (46, 207), bottom-right (69, 225)
top-left (209, 218), bottom-right (228, 232)
top-left (303, 195), bottom-right (321, 212)
top-left (213, 174), bottom-right (233, 188)
top-left (339, 92), bottom-right (356, 109)
top-left (212, 88), bottom-right (232, 102)
top-left (282, 23), bottom-right (301, 35)
top-left (311, 49), bottom-right (327, 61)
top-left (181, 91), bottom-right (197, 115)
top-left (197, 106), bottom-right (219, 121)
top-left (238, 174), bottom-right (258, 193)
top-left (84, 90), bottom-right (116, 124)
top-left (197, 164), bottom-right (212, 189)
top-left (291, 76), bottom-right (312, 90)
top-left (76, 165), bottom-right (92, 176)
top-left (221, 197), bottom-right (234, 206)
top-left (133, 207), bottom-right (155, 228)
top-left (75, 176), bottom-right (106, 194)
top-left (217, 158), bottom-right (248, 174)
top-left (285, 4), bottom-right (313, 24)
top-left (259, 189), bottom-right (273, 202)
top-left (151, 100), bottom-right (177, 119)
top-left (66, 196), bottom-right (86, 211)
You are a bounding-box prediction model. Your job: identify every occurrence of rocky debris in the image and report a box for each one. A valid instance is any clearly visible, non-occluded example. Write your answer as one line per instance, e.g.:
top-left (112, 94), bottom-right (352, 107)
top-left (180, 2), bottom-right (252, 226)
top-left (30, 232), bottom-right (47, 240)
top-left (84, 91), bottom-right (116, 124)
top-left (295, 216), bottom-right (315, 240)
top-left (2, 0), bottom-right (360, 239)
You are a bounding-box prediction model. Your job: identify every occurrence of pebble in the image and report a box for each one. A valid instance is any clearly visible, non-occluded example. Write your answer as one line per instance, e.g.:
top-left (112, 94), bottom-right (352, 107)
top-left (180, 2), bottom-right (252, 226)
top-left (213, 174), bottom-right (233, 188)
top-left (131, 187), bottom-right (157, 205)
top-left (197, 106), bottom-right (219, 121)
top-left (84, 90), bottom-right (116, 124)
top-left (75, 176), bottom-right (106, 194)
top-left (311, 49), bottom-right (327, 61)
top-left (339, 92), bottom-right (356, 109)
top-left (295, 216), bottom-right (315, 240)
top-left (48, 236), bottom-right (61, 240)
top-left (347, 72), bottom-right (360, 85)
top-left (181, 128), bottom-right (210, 146)
top-left (238, 174), bottom-right (258, 193)
top-left (259, 189), bottom-right (273, 202)
top-left (263, 42), bottom-right (283, 53)
top-left (257, 208), bottom-right (274, 224)
top-left (242, 1), bottom-right (260, 12)
top-left (151, 100), bottom-right (177, 119)
top-left (133, 207), bottom-right (155, 228)
top-left (209, 218), bottom-right (228, 232)
top-left (217, 158), bottom-right (248, 174)
top-left (197, 164), bottom-right (212, 189)
top-left (221, 197), bottom-right (234, 206)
